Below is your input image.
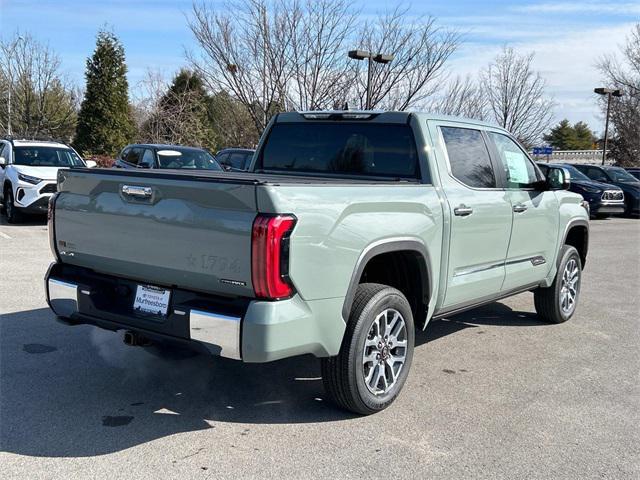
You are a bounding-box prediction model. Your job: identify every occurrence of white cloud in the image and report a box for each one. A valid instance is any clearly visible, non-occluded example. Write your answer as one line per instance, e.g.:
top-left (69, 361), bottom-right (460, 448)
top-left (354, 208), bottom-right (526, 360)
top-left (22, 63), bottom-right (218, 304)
top-left (514, 1), bottom-right (640, 15)
top-left (446, 22), bottom-right (635, 132)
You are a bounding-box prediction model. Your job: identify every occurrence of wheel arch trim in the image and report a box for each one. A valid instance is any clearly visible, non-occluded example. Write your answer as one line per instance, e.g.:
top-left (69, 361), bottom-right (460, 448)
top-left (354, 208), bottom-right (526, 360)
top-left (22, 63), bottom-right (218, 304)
top-left (341, 238), bottom-right (433, 322)
top-left (561, 218), bottom-right (589, 268)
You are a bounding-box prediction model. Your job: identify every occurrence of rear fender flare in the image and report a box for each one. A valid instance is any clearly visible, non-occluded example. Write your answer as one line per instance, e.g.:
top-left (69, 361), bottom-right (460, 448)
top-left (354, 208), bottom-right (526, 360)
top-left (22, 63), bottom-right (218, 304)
top-left (341, 238), bottom-right (433, 322)
top-left (560, 218), bottom-right (589, 267)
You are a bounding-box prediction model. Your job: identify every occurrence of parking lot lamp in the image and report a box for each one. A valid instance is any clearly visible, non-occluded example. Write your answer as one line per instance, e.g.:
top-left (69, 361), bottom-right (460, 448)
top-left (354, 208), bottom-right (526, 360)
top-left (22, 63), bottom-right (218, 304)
top-left (348, 50), bottom-right (394, 110)
top-left (594, 87), bottom-right (623, 165)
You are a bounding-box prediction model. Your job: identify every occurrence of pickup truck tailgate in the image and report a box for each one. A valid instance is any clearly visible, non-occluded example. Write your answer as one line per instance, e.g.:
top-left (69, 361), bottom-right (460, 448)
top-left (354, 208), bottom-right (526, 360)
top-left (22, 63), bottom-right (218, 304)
top-left (53, 169), bottom-right (258, 297)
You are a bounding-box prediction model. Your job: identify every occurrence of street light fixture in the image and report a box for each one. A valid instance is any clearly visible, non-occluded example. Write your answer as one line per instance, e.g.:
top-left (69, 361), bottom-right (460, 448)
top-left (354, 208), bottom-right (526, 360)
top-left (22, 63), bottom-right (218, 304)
top-left (594, 87), bottom-right (623, 165)
top-left (348, 50), bottom-right (395, 110)
top-left (5, 35), bottom-right (24, 136)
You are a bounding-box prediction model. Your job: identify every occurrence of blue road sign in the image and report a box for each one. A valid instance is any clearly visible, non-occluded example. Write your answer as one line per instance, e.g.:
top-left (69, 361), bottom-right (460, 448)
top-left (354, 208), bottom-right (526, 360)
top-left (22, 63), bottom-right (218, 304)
top-left (533, 147), bottom-right (553, 155)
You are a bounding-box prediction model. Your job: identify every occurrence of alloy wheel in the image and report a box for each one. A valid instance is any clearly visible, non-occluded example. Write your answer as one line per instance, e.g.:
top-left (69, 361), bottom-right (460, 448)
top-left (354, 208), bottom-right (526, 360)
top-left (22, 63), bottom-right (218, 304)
top-left (362, 308), bottom-right (408, 395)
top-left (560, 258), bottom-right (579, 314)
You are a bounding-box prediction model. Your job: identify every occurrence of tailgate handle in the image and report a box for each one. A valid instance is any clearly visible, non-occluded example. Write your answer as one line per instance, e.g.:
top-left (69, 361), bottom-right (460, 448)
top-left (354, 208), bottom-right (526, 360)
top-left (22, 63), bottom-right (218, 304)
top-left (122, 185), bottom-right (152, 198)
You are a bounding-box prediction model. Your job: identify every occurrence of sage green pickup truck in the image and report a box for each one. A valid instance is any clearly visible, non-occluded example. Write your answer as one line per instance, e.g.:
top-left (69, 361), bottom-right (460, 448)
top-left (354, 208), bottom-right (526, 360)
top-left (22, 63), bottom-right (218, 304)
top-left (46, 111), bottom-right (589, 414)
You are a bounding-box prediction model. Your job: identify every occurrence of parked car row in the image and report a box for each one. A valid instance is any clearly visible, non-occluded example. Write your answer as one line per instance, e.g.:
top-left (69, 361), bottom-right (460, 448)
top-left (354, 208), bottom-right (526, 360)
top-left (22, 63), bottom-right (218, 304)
top-left (1, 133), bottom-right (637, 224)
top-left (114, 144), bottom-right (223, 171)
top-left (0, 138), bottom-right (257, 223)
top-left (537, 163), bottom-right (626, 218)
top-left (571, 164), bottom-right (640, 217)
top-left (540, 163), bottom-right (639, 217)
top-left (113, 144), bottom-right (255, 172)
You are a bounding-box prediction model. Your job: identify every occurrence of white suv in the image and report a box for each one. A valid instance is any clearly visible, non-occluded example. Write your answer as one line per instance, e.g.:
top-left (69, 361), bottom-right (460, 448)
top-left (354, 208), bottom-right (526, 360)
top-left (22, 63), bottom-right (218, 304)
top-left (0, 139), bottom-right (95, 223)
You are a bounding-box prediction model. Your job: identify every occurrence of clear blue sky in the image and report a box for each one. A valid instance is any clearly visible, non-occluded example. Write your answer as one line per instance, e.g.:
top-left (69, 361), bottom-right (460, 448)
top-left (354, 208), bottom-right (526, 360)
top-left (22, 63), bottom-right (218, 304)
top-left (1, 0), bottom-right (638, 133)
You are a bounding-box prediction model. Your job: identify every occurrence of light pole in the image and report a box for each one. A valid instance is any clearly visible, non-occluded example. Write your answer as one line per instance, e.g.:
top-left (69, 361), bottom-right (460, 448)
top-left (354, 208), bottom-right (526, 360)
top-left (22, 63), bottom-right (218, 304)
top-left (5, 35), bottom-right (24, 136)
top-left (594, 87), bottom-right (623, 165)
top-left (348, 50), bottom-right (394, 110)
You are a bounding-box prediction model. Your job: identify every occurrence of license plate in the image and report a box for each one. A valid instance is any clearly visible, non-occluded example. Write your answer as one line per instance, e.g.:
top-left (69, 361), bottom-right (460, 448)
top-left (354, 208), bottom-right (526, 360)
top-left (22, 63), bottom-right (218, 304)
top-left (133, 285), bottom-right (171, 316)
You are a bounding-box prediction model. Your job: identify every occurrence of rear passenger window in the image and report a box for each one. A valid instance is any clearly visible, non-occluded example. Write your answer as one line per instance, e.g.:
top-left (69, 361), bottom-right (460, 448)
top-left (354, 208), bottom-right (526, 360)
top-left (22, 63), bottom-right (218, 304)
top-left (488, 132), bottom-right (540, 188)
top-left (441, 127), bottom-right (496, 188)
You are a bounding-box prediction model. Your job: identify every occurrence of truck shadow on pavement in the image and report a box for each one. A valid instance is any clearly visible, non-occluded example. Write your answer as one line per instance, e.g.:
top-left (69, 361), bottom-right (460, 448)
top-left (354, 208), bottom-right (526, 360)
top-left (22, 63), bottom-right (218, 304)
top-left (1, 303), bottom-right (546, 458)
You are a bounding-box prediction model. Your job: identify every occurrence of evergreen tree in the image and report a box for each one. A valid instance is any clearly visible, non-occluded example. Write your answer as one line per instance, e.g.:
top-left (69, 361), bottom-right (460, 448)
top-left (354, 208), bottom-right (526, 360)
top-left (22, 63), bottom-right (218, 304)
top-left (571, 121), bottom-right (597, 150)
top-left (140, 69), bottom-right (216, 148)
top-left (74, 30), bottom-right (135, 156)
top-left (543, 119), bottom-right (596, 150)
top-left (543, 119), bottom-right (575, 150)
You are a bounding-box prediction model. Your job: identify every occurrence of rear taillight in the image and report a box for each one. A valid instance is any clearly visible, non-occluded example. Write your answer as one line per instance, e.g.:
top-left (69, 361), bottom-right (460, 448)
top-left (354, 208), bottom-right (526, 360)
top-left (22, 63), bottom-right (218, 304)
top-left (251, 214), bottom-right (296, 300)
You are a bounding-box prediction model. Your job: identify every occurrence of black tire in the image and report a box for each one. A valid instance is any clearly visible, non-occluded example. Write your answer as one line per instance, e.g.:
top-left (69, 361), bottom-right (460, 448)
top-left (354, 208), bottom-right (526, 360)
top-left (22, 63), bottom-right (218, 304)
top-left (534, 245), bottom-right (582, 324)
top-left (321, 283), bottom-right (415, 415)
top-left (625, 202), bottom-right (638, 218)
top-left (4, 187), bottom-right (22, 224)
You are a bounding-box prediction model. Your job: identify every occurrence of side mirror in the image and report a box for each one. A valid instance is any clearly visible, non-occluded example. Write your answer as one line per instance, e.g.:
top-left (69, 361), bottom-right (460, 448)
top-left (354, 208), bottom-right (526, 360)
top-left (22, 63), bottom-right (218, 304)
top-left (85, 160), bottom-right (97, 168)
top-left (546, 166), bottom-right (570, 190)
top-left (0, 156), bottom-right (6, 168)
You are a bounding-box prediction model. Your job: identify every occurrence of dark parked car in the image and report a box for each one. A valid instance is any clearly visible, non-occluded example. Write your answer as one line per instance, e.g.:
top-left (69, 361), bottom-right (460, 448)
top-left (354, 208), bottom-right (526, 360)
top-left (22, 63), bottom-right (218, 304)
top-left (537, 163), bottom-right (624, 218)
top-left (215, 148), bottom-right (255, 171)
top-left (115, 144), bottom-right (223, 171)
top-left (571, 164), bottom-right (640, 216)
top-left (625, 167), bottom-right (640, 180)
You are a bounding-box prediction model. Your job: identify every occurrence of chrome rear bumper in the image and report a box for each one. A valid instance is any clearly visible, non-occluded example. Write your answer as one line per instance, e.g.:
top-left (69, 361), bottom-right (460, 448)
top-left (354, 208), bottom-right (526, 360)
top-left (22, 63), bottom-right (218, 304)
top-left (190, 310), bottom-right (241, 360)
top-left (45, 275), bottom-right (241, 360)
top-left (48, 278), bottom-right (79, 318)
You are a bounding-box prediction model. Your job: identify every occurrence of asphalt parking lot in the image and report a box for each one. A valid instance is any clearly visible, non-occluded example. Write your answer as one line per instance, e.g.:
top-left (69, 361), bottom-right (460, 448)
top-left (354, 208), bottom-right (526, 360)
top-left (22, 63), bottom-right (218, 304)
top-left (1, 215), bottom-right (639, 480)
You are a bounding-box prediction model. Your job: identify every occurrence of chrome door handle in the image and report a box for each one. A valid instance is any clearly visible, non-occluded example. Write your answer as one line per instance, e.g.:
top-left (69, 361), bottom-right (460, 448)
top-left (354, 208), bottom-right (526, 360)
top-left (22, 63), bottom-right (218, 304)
top-left (454, 205), bottom-right (473, 217)
top-left (122, 185), bottom-right (152, 198)
top-left (513, 204), bottom-right (528, 213)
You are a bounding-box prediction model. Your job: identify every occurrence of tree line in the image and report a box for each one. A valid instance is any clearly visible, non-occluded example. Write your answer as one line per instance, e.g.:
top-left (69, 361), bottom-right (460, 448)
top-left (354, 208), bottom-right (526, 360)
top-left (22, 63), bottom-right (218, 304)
top-left (0, 2), bottom-right (638, 165)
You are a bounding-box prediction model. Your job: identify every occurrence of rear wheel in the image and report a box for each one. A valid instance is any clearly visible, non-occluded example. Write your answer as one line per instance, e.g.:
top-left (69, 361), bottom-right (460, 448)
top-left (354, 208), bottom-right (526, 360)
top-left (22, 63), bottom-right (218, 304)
top-left (534, 245), bottom-right (581, 324)
top-left (321, 283), bottom-right (414, 415)
top-left (4, 187), bottom-right (22, 224)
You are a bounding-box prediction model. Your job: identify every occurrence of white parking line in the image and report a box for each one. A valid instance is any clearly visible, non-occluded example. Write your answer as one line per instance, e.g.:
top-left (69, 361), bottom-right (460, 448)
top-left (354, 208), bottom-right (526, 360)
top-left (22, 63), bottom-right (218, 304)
top-left (0, 231), bottom-right (12, 239)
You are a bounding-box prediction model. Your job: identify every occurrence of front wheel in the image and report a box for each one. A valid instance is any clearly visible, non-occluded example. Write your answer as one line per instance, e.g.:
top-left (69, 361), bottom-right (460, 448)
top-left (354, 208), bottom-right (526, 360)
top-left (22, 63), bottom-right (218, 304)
top-left (534, 245), bottom-right (582, 324)
top-left (4, 187), bottom-right (22, 224)
top-left (321, 283), bottom-right (415, 415)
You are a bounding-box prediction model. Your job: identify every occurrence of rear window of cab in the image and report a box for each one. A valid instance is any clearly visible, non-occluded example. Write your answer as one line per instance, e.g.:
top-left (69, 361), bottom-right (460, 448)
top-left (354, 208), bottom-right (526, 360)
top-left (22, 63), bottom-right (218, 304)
top-left (257, 122), bottom-right (421, 180)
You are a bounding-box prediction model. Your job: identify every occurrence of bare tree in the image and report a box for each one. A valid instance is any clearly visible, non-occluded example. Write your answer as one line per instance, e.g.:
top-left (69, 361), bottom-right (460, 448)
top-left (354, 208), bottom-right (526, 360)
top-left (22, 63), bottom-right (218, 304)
top-left (429, 75), bottom-right (487, 120)
top-left (188, 1), bottom-right (460, 138)
top-left (132, 69), bottom-right (168, 132)
top-left (597, 24), bottom-right (639, 166)
top-left (353, 7), bottom-right (460, 110)
top-left (189, 0), bottom-right (294, 135)
top-left (481, 46), bottom-right (554, 147)
top-left (0, 33), bottom-right (78, 140)
top-left (287, 0), bottom-right (358, 110)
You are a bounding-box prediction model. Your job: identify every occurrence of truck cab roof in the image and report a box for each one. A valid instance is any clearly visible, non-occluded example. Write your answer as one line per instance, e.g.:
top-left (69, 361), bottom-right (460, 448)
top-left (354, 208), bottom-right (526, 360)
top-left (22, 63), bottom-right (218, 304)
top-left (281, 110), bottom-right (505, 131)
